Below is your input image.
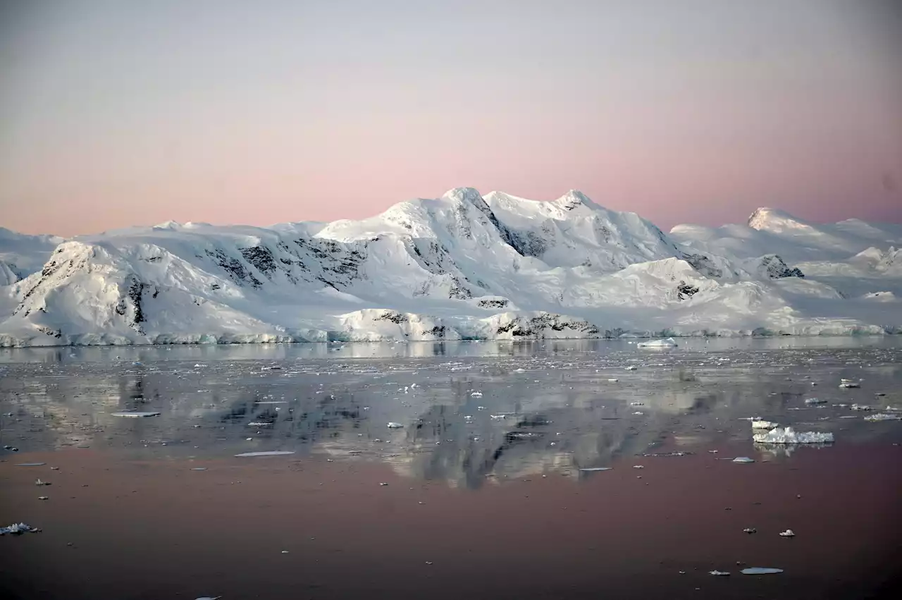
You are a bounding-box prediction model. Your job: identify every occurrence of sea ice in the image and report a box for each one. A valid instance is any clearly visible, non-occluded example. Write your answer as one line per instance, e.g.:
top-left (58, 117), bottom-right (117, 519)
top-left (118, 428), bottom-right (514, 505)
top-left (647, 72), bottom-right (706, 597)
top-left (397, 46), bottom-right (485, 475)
top-left (637, 338), bottom-right (678, 349)
top-left (234, 451), bottom-right (296, 457)
top-left (111, 411), bottom-right (161, 418)
top-left (752, 427), bottom-right (834, 444)
top-left (741, 568), bottom-right (783, 575)
top-left (0, 523), bottom-right (39, 535)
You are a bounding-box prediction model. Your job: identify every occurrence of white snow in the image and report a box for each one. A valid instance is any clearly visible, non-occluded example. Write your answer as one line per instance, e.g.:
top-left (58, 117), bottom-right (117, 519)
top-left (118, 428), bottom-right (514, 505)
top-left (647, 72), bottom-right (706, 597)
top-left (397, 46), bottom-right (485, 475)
top-left (751, 420), bottom-right (779, 430)
top-left (1, 190), bottom-right (900, 346)
top-left (752, 427), bottom-right (834, 444)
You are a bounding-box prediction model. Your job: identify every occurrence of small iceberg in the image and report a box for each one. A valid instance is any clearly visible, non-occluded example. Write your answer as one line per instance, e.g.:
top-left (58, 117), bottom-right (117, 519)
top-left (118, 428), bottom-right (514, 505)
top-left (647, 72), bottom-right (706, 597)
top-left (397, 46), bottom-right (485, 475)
top-left (234, 451), bottom-right (296, 457)
top-left (839, 379), bottom-right (861, 389)
top-left (637, 337), bottom-right (678, 349)
top-left (753, 427), bottom-right (834, 444)
top-left (0, 523), bottom-right (39, 535)
top-left (709, 570), bottom-right (731, 576)
top-left (387, 422), bottom-right (404, 429)
top-left (804, 398), bottom-right (826, 405)
top-left (111, 411), bottom-right (161, 418)
top-left (732, 456), bottom-right (755, 464)
top-left (579, 467), bottom-right (612, 472)
top-left (751, 420), bottom-right (779, 430)
top-left (779, 529), bottom-right (796, 538)
top-left (742, 567), bottom-right (784, 575)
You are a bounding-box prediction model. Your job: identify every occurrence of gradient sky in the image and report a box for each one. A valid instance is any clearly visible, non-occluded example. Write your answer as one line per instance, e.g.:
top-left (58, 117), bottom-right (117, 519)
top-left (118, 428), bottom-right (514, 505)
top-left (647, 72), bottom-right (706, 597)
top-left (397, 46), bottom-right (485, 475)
top-left (1, 0), bottom-right (900, 236)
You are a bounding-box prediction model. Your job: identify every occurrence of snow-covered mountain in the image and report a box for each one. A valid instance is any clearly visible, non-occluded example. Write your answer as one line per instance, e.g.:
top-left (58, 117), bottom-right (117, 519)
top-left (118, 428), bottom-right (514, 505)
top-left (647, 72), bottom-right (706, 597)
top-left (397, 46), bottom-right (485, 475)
top-left (1, 188), bottom-right (899, 346)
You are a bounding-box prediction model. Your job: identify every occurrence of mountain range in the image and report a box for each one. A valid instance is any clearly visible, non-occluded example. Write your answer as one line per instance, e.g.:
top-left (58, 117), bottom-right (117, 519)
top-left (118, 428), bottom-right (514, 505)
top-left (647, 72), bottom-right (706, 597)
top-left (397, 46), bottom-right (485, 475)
top-left (1, 188), bottom-right (900, 346)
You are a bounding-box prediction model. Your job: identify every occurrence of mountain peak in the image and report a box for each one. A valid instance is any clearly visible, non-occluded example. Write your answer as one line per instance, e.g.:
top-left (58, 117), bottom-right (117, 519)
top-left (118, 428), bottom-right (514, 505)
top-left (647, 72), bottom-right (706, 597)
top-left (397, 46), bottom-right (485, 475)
top-left (441, 187), bottom-right (484, 205)
top-left (555, 190), bottom-right (596, 211)
top-left (747, 207), bottom-right (810, 232)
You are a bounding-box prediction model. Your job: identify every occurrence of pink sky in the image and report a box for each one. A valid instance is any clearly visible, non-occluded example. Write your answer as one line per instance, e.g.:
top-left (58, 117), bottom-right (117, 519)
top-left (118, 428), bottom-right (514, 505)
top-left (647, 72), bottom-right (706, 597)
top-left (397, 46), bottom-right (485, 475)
top-left (1, 0), bottom-right (900, 236)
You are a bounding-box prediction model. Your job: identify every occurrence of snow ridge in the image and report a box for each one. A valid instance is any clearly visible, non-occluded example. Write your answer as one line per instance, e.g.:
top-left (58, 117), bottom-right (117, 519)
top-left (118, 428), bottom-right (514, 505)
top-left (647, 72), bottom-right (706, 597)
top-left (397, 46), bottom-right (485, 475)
top-left (1, 189), bottom-right (900, 346)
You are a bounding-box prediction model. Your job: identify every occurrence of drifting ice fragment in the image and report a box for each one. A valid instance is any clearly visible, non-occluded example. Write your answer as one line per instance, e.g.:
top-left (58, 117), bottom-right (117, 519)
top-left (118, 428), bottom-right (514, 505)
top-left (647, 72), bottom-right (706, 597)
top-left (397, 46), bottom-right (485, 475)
top-left (234, 451), bottom-right (295, 457)
top-left (743, 528), bottom-right (757, 534)
top-left (111, 411), bottom-right (161, 418)
top-left (850, 404), bottom-right (872, 411)
top-left (709, 570), bottom-right (730, 576)
top-left (751, 420), bottom-right (779, 430)
top-left (16, 463), bottom-right (46, 467)
top-left (864, 413), bottom-right (902, 422)
top-left (195, 597), bottom-right (222, 600)
top-left (626, 366), bottom-right (638, 371)
top-left (839, 379), bottom-right (860, 389)
top-left (804, 398), bottom-right (826, 405)
top-left (779, 529), bottom-right (796, 537)
top-left (637, 338), bottom-right (678, 349)
top-left (742, 568), bottom-right (783, 575)
top-left (732, 457), bottom-right (755, 464)
top-left (0, 523), bottom-right (39, 535)
top-left (387, 422), bottom-right (404, 429)
top-left (752, 427), bottom-right (834, 444)
top-left (579, 467), bottom-right (612, 472)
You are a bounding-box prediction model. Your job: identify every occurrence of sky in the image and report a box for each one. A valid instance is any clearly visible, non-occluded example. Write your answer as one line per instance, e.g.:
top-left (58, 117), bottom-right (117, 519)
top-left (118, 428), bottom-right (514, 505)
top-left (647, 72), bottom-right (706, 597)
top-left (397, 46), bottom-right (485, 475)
top-left (1, 0), bottom-right (900, 236)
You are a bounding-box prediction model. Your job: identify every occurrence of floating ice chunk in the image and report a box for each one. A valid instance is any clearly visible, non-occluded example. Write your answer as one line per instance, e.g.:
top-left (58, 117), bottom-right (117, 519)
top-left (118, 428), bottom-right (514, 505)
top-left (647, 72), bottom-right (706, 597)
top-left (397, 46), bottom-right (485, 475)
top-left (864, 413), bottom-right (902, 422)
top-left (387, 422), bottom-right (404, 429)
top-left (579, 467), bottom-right (612, 472)
top-left (607, 378), bottom-right (619, 383)
top-left (751, 420), bottom-right (779, 430)
top-left (195, 597), bottom-right (221, 600)
top-left (850, 404), bottom-right (873, 411)
top-left (247, 422), bottom-right (272, 427)
top-left (742, 567), bottom-right (783, 575)
top-left (743, 528), bottom-right (757, 534)
top-left (804, 398), bottom-right (826, 405)
top-left (0, 523), bottom-right (39, 535)
top-left (470, 392), bottom-right (483, 397)
top-left (753, 427), bottom-right (834, 444)
top-left (839, 379), bottom-right (860, 389)
top-left (234, 451), bottom-right (295, 457)
top-left (625, 366), bottom-right (638, 371)
top-left (732, 457), bottom-right (755, 464)
top-left (709, 570), bottom-right (731, 576)
top-left (637, 338), bottom-right (678, 349)
top-left (111, 411), bottom-right (161, 418)
top-left (16, 463), bottom-right (46, 467)
top-left (778, 529), bottom-right (796, 538)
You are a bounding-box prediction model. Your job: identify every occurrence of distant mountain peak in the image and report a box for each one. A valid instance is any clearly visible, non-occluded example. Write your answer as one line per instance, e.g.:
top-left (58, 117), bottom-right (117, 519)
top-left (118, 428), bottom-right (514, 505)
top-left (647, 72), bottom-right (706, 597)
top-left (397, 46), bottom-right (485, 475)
top-left (747, 207), bottom-right (810, 232)
top-left (441, 187), bottom-right (484, 205)
top-left (555, 190), bottom-right (596, 211)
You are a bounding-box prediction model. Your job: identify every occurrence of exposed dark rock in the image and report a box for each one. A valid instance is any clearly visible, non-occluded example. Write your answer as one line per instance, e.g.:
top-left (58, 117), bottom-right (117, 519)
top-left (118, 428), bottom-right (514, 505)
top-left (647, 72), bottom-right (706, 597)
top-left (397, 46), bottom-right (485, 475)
top-left (682, 253), bottom-right (724, 278)
top-left (239, 246), bottom-right (277, 276)
top-left (759, 255), bottom-right (805, 278)
top-left (677, 281), bottom-right (700, 300)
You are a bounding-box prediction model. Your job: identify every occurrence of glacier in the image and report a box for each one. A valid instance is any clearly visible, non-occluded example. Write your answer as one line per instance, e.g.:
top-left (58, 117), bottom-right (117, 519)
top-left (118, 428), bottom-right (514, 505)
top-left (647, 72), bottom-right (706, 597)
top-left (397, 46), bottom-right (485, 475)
top-left (1, 188), bottom-right (900, 346)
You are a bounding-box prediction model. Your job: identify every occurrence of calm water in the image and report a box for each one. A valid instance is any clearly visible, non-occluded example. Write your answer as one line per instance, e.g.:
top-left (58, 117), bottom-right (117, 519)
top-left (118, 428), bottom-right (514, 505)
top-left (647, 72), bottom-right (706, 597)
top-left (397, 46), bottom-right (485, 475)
top-left (2, 339), bottom-right (901, 599)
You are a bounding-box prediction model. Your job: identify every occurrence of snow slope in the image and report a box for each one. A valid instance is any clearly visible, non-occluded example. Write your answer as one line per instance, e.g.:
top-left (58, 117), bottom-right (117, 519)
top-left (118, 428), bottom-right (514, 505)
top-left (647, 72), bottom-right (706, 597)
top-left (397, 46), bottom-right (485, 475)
top-left (0, 189), bottom-right (899, 346)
